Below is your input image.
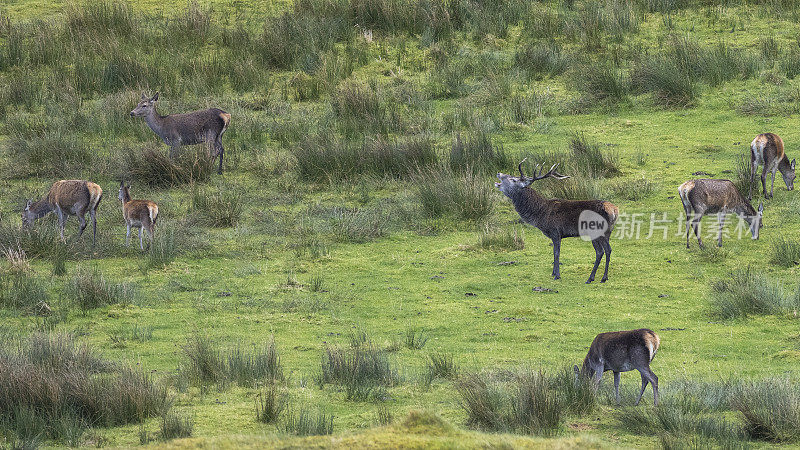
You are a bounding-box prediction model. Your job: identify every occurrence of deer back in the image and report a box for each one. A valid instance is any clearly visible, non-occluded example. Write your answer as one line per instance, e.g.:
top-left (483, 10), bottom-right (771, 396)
top-left (680, 179), bottom-right (754, 215)
top-left (586, 329), bottom-right (659, 370)
top-left (47, 180), bottom-right (102, 214)
top-left (163, 108), bottom-right (229, 144)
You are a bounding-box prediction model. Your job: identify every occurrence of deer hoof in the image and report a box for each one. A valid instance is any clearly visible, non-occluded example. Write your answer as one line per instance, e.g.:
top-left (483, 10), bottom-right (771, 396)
top-left (553, 275), bottom-right (560, 280)
top-left (586, 278), bottom-right (594, 284)
top-left (600, 277), bottom-right (608, 283)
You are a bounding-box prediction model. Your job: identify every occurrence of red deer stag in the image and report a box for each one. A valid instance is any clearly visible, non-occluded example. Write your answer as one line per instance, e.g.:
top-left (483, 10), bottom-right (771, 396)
top-left (22, 180), bottom-right (103, 244)
top-left (130, 92), bottom-right (231, 175)
top-left (574, 329), bottom-right (660, 405)
top-left (750, 133), bottom-right (795, 199)
top-left (495, 160), bottom-right (618, 283)
top-left (118, 182), bottom-right (159, 250)
top-left (678, 179), bottom-right (763, 249)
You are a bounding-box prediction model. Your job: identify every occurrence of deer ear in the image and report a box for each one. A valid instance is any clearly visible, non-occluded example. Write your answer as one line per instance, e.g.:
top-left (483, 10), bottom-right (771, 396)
top-left (573, 365), bottom-right (579, 374)
top-left (521, 178), bottom-right (533, 187)
top-left (151, 92), bottom-right (159, 102)
top-left (25, 200), bottom-right (32, 209)
top-left (791, 158), bottom-right (796, 170)
top-left (141, 92), bottom-right (148, 100)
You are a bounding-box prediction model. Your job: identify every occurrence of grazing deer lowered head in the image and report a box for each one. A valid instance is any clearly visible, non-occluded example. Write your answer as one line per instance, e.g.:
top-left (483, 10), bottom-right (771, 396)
top-left (574, 329), bottom-right (660, 406)
top-left (22, 180), bottom-right (103, 244)
top-left (130, 92), bottom-right (231, 175)
top-left (678, 179), bottom-right (763, 249)
top-left (118, 182), bottom-right (158, 250)
top-left (495, 160), bottom-right (619, 283)
top-left (750, 133), bottom-right (795, 199)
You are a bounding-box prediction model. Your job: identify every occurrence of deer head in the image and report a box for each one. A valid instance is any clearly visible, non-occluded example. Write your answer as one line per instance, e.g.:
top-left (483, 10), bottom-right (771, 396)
top-left (21, 200), bottom-right (34, 228)
top-left (118, 181), bottom-right (131, 203)
top-left (495, 159), bottom-right (570, 198)
top-left (784, 158), bottom-right (796, 191)
top-left (130, 92), bottom-right (159, 117)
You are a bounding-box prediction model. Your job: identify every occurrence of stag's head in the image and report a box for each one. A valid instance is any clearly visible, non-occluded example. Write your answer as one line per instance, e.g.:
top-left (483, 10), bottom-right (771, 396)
top-left (130, 92), bottom-right (159, 117)
top-left (118, 181), bottom-right (130, 203)
top-left (21, 200), bottom-right (35, 228)
top-left (495, 159), bottom-right (570, 198)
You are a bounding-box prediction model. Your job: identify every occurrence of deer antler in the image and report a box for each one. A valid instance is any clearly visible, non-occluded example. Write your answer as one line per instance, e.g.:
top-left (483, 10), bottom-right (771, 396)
top-left (518, 158), bottom-right (528, 178)
top-left (530, 163), bottom-right (571, 181)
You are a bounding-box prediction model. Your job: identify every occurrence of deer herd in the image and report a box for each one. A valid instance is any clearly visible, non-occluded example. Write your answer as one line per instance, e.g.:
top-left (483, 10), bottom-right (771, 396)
top-left (17, 92), bottom-right (797, 406)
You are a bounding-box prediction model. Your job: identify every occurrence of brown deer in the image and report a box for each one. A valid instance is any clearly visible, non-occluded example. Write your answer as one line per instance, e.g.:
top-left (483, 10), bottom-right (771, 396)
top-left (574, 329), bottom-right (660, 406)
top-left (678, 179), bottom-right (763, 249)
top-left (750, 133), bottom-right (795, 199)
top-left (118, 182), bottom-right (159, 250)
top-left (130, 92), bottom-right (231, 175)
top-left (22, 180), bottom-right (103, 244)
top-left (495, 160), bottom-right (619, 283)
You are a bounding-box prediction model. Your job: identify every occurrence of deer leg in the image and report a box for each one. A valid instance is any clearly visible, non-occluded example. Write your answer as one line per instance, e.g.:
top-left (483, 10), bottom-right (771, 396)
top-left (169, 145), bottom-right (179, 159)
top-left (90, 209), bottom-right (97, 246)
top-left (635, 371), bottom-right (649, 406)
top-left (215, 139), bottom-right (224, 175)
top-left (749, 160), bottom-right (757, 199)
top-left (587, 240), bottom-right (603, 283)
top-left (771, 165), bottom-right (778, 198)
top-left (690, 215), bottom-right (703, 248)
top-left (613, 371), bottom-right (621, 404)
top-left (717, 212), bottom-right (725, 247)
top-left (138, 227), bottom-right (144, 251)
top-left (761, 164), bottom-right (769, 198)
top-left (125, 224), bottom-right (131, 247)
top-left (77, 214), bottom-right (87, 238)
top-left (552, 238), bottom-right (561, 280)
top-left (55, 206), bottom-right (66, 242)
top-left (685, 210), bottom-right (692, 249)
top-left (600, 237), bottom-right (611, 282)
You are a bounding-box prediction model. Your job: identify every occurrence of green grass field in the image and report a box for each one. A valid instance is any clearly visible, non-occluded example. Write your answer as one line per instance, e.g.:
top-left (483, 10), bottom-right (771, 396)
top-left (1, 0), bottom-right (800, 448)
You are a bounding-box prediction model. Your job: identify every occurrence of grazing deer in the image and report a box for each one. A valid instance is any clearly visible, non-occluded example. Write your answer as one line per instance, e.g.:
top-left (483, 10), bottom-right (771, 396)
top-left (678, 179), bottom-right (763, 249)
top-left (21, 180), bottom-right (103, 244)
top-left (750, 133), bottom-right (795, 199)
top-left (574, 329), bottom-right (660, 406)
top-left (130, 92), bottom-right (231, 175)
top-left (495, 160), bottom-right (618, 283)
top-left (118, 182), bottom-right (158, 250)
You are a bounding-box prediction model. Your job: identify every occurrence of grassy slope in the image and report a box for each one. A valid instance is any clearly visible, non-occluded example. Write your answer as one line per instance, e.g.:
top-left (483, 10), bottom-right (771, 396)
top-left (2, 1), bottom-right (800, 448)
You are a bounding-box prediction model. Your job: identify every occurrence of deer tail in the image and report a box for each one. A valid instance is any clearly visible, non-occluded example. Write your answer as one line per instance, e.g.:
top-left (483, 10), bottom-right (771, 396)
top-left (646, 331), bottom-right (660, 362)
top-left (603, 202), bottom-right (619, 230)
top-left (88, 183), bottom-right (103, 212)
top-left (149, 203), bottom-right (159, 225)
top-left (219, 112), bottom-right (231, 136)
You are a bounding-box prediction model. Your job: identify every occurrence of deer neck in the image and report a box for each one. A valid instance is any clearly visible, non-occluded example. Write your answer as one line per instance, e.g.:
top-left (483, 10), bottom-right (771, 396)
top-left (144, 108), bottom-right (167, 138)
top-left (778, 156), bottom-right (793, 175)
top-left (510, 188), bottom-right (550, 227)
top-left (30, 198), bottom-right (53, 219)
top-left (120, 189), bottom-right (131, 205)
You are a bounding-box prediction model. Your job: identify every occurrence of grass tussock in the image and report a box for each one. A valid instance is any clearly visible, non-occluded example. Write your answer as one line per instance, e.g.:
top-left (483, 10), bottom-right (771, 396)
top-left (255, 384), bottom-right (288, 424)
top-left (118, 146), bottom-right (214, 188)
top-left (456, 368), bottom-right (596, 436)
top-left (181, 335), bottom-right (284, 387)
top-left (609, 177), bottom-right (655, 201)
top-left (0, 332), bottom-right (168, 445)
top-left (404, 328), bottom-right (428, 350)
top-left (476, 226), bottom-right (525, 251)
top-left (709, 268), bottom-right (800, 319)
top-left (449, 130), bottom-right (512, 175)
top-left (281, 405), bottom-right (334, 436)
top-left (567, 133), bottom-right (620, 178)
top-left (329, 207), bottom-right (390, 243)
top-left (320, 339), bottom-right (398, 401)
top-left (414, 165), bottom-right (494, 221)
top-left (64, 267), bottom-right (136, 312)
top-left (733, 378), bottom-right (800, 442)
top-left (190, 185), bottom-right (244, 228)
top-left (160, 411), bottom-right (194, 440)
top-left (0, 270), bottom-right (49, 313)
top-left (425, 351), bottom-right (457, 382)
top-left (770, 237), bottom-right (800, 267)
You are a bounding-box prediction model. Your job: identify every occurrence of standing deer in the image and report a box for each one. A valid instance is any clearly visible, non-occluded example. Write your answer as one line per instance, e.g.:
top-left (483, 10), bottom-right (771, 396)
top-left (574, 329), bottom-right (660, 406)
top-left (495, 160), bottom-right (619, 283)
top-left (21, 180), bottom-right (103, 244)
top-left (750, 133), bottom-right (795, 199)
top-left (130, 92), bottom-right (231, 175)
top-left (678, 179), bottom-right (763, 249)
top-left (118, 182), bottom-right (159, 250)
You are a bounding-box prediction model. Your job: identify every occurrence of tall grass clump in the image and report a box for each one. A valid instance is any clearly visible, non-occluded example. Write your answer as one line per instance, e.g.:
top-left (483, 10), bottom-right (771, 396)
top-left (617, 404), bottom-right (746, 446)
top-left (449, 130), bottom-right (512, 175)
top-left (320, 341), bottom-right (398, 401)
top-left (476, 226), bottom-right (525, 251)
top-left (734, 154), bottom-right (758, 198)
top-left (514, 41), bottom-right (568, 79)
top-left (609, 177), bottom-right (655, 201)
top-left (0, 332), bottom-right (168, 445)
top-left (0, 270), bottom-right (49, 312)
top-left (330, 80), bottom-right (393, 136)
top-left (770, 237), bottom-right (800, 267)
top-left (140, 226), bottom-right (177, 272)
top-left (118, 146), bottom-right (213, 188)
top-left (329, 207), bottom-right (389, 243)
top-left (549, 366), bottom-right (596, 416)
top-left (631, 54), bottom-right (696, 107)
top-left (571, 62), bottom-right (628, 103)
top-left (190, 185), bottom-right (244, 227)
top-left (255, 384), bottom-right (288, 424)
top-left (160, 411), bottom-right (194, 440)
top-left (425, 352), bottom-right (457, 382)
top-left (709, 268), bottom-right (800, 319)
top-left (7, 127), bottom-right (92, 178)
top-left (281, 405), bottom-right (334, 436)
top-left (455, 369), bottom-right (569, 436)
top-left (294, 134), bottom-right (437, 182)
top-left (182, 335), bottom-right (284, 386)
top-left (567, 133), bottom-right (620, 178)
top-left (414, 165), bottom-right (494, 221)
top-left (64, 267), bottom-right (136, 312)
top-left (733, 378), bottom-right (800, 442)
